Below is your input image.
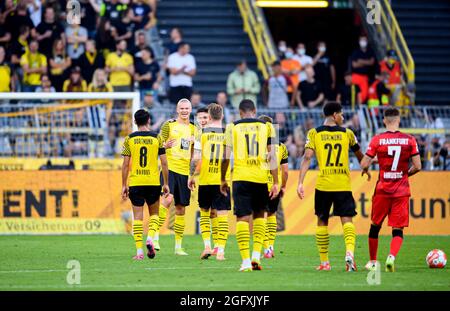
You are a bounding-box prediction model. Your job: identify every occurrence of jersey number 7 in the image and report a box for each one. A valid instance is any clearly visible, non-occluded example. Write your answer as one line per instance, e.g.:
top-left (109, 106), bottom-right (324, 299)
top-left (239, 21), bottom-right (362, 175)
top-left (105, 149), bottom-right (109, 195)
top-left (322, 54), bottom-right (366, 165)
top-left (387, 145), bottom-right (401, 171)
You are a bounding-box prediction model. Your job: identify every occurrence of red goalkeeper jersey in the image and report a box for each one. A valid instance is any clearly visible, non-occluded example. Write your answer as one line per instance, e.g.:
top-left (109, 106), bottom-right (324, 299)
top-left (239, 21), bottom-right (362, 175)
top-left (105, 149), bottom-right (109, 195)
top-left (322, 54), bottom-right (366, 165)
top-left (366, 131), bottom-right (419, 197)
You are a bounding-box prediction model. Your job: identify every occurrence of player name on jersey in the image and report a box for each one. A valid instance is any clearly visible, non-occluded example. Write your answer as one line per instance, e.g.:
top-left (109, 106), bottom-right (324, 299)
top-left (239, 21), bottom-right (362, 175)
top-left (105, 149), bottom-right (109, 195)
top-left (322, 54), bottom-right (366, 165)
top-left (379, 138), bottom-right (410, 145)
top-left (383, 172), bottom-right (403, 179)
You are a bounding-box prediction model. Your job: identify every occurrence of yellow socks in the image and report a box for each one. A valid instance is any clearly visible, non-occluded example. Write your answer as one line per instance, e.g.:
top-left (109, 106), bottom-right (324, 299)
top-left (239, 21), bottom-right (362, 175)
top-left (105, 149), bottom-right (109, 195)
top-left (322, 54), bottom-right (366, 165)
top-left (343, 222), bottom-right (356, 254)
top-left (236, 221), bottom-right (250, 261)
top-left (216, 214), bottom-right (229, 253)
top-left (211, 216), bottom-right (219, 248)
top-left (200, 210), bottom-right (211, 248)
top-left (316, 226), bottom-right (329, 263)
top-left (154, 205), bottom-right (167, 242)
top-left (133, 219), bottom-right (143, 251)
top-left (266, 215), bottom-right (277, 250)
top-left (252, 218), bottom-right (266, 262)
top-left (147, 215), bottom-right (159, 241)
top-left (174, 214), bottom-right (185, 249)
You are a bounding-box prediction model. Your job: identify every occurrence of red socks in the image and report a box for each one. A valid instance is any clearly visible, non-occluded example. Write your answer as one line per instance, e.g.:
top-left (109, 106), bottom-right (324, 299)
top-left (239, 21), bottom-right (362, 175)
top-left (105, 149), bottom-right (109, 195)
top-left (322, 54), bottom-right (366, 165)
top-left (389, 236), bottom-right (403, 257)
top-left (369, 238), bottom-right (379, 261)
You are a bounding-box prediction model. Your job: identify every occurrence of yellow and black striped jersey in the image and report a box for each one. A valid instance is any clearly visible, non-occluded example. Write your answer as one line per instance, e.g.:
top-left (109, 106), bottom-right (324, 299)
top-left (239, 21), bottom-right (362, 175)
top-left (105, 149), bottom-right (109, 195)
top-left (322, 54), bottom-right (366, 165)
top-left (122, 131), bottom-right (164, 187)
top-left (267, 143), bottom-right (289, 189)
top-left (159, 119), bottom-right (197, 176)
top-left (198, 127), bottom-right (230, 185)
top-left (305, 125), bottom-right (360, 192)
top-left (225, 118), bottom-right (275, 184)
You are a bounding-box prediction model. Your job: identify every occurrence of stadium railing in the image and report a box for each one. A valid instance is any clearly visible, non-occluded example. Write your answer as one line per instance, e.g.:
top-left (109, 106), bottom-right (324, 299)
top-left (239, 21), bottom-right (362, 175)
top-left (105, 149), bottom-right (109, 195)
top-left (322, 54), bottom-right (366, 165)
top-left (236, 0), bottom-right (278, 79)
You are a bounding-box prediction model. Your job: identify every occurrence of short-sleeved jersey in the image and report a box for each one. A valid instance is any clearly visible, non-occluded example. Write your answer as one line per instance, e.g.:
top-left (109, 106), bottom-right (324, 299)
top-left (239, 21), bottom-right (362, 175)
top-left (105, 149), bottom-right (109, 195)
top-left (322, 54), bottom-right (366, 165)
top-left (122, 131), bottom-right (165, 187)
top-left (225, 118), bottom-right (275, 184)
top-left (366, 131), bottom-right (419, 197)
top-left (105, 52), bottom-right (134, 86)
top-left (198, 127), bottom-right (230, 185)
top-left (305, 125), bottom-right (360, 192)
top-left (159, 119), bottom-right (197, 176)
top-left (267, 143), bottom-right (289, 190)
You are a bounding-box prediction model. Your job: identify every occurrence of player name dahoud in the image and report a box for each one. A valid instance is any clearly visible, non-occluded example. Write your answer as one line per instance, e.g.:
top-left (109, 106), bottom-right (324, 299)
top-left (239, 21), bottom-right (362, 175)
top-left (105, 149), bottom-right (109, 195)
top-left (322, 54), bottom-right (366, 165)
top-left (180, 295), bottom-right (214, 309)
top-left (379, 138), bottom-right (409, 145)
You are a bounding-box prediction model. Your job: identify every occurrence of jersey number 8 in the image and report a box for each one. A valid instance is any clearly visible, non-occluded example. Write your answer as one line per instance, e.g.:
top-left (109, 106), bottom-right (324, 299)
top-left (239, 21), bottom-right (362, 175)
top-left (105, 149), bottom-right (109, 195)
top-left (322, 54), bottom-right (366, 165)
top-left (139, 146), bottom-right (147, 167)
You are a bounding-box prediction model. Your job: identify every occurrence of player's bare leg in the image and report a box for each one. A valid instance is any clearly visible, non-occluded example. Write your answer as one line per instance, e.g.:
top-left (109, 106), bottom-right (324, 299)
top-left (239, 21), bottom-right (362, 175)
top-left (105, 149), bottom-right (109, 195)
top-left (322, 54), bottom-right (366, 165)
top-left (154, 194), bottom-right (173, 250)
top-left (366, 223), bottom-right (381, 271)
top-left (174, 205), bottom-right (188, 255)
top-left (316, 218), bottom-right (331, 270)
top-left (386, 227), bottom-right (404, 272)
top-left (199, 207), bottom-right (212, 259)
top-left (216, 210), bottom-right (229, 261)
top-left (132, 205), bottom-right (145, 260)
top-left (341, 216), bottom-right (357, 272)
top-left (145, 200), bottom-right (159, 259)
top-left (210, 208), bottom-right (219, 255)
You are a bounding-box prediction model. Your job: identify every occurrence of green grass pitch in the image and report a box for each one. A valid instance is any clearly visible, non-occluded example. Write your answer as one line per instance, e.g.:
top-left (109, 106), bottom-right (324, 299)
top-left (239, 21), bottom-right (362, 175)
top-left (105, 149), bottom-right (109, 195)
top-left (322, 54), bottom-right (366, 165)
top-left (0, 235), bottom-right (449, 291)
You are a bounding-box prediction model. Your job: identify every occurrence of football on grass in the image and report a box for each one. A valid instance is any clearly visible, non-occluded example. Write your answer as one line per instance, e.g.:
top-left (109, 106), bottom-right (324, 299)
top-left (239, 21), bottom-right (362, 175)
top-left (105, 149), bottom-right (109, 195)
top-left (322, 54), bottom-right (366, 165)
top-left (426, 249), bottom-right (447, 268)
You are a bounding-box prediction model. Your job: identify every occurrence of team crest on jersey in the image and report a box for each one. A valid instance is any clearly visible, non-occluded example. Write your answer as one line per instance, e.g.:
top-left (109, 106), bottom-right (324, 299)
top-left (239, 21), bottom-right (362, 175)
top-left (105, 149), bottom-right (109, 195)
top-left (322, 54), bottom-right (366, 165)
top-left (180, 138), bottom-right (190, 150)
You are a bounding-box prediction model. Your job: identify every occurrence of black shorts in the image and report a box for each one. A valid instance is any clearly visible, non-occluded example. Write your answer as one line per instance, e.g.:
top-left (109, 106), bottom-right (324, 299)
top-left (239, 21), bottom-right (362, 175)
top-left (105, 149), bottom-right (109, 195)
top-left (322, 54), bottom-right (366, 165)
top-left (129, 186), bottom-right (161, 207)
top-left (160, 170), bottom-right (190, 206)
top-left (267, 193), bottom-right (281, 214)
top-left (198, 185), bottom-right (231, 211)
top-left (314, 189), bottom-right (357, 221)
top-left (232, 181), bottom-right (269, 217)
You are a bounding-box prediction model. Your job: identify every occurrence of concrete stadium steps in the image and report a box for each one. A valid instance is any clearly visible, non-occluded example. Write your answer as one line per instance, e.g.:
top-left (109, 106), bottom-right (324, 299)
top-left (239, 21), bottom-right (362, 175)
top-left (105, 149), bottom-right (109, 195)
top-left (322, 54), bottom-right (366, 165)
top-left (392, 0), bottom-right (450, 105)
top-left (157, 0), bottom-right (258, 103)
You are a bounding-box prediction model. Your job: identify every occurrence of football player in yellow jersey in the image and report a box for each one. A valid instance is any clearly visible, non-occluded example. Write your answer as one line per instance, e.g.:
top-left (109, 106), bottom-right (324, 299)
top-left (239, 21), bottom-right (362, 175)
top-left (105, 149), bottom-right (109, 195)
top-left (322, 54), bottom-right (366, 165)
top-left (121, 109), bottom-right (170, 260)
top-left (258, 115), bottom-right (289, 259)
top-left (221, 99), bottom-right (279, 272)
top-left (154, 98), bottom-right (197, 255)
top-left (188, 104), bottom-right (231, 261)
top-left (297, 102), bottom-right (370, 271)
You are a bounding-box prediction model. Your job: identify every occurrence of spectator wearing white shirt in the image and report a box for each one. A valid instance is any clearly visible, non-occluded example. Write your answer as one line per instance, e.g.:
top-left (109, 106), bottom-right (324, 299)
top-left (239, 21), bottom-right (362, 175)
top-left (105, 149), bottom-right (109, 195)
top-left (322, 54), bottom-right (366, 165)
top-left (27, 0), bottom-right (42, 27)
top-left (167, 42), bottom-right (196, 104)
top-left (66, 23), bottom-right (88, 60)
top-left (293, 43), bottom-right (313, 82)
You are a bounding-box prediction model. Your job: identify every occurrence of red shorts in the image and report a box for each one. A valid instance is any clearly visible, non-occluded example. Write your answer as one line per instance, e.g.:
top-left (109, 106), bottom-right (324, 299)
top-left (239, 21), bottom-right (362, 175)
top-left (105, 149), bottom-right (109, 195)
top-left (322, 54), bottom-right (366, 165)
top-left (371, 195), bottom-right (410, 228)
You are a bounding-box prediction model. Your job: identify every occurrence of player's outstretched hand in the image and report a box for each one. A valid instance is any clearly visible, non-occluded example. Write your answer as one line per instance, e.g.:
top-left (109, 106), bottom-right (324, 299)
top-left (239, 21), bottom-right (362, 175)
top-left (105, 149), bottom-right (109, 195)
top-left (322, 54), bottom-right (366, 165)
top-left (164, 139), bottom-right (177, 149)
top-left (162, 184), bottom-right (170, 197)
top-left (220, 181), bottom-right (229, 197)
top-left (269, 184), bottom-right (279, 200)
top-left (297, 184), bottom-right (305, 200)
top-left (187, 177), bottom-right (195, 191)
top-left (362, 169), bottom-right (371, 181)
top-left (121, 186), bottom-right (129, 201)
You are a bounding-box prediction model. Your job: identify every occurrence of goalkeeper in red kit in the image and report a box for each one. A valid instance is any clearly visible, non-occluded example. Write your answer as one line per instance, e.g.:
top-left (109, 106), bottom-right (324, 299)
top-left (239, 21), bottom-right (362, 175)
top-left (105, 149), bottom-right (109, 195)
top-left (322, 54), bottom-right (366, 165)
top-left (360, 107), bottom-right (422, 272)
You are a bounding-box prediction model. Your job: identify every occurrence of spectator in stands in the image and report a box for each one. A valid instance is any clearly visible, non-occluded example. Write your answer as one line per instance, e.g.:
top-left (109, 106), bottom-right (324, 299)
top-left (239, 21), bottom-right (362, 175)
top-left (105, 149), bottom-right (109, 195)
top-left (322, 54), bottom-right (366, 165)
top-left (143, 90), bottom-right (165, 131)
top-left (0, 46), bottom-right (13, 92)
top-left (190, 91), bottom-right (205, 110)
top-left (166, 27), bottom-right (184, 56)
top-left (367, 71), bottom-right (390, 109)
top-left (32, 6), bottom-right (65, 57)
top-left (111, 8), bottom-right (134, 49)
top-left (96, 17), bottom-right (115, 54)
top-left (80, 0), bottom-right (100, 39)
top-left (76, 40), bottom-right (105, 84)
top-left (27, 0), bottom-right (42, 27)
top-left (0, 8), bottom-right (11, 48)
top-left (130, 0), bottom-right (155, 44)
top-left (88, 68), bottom-right (113, 92)
top-left (131, 31), bottom-right (150, 60)
top-left (44, 0), bottom-right (67, 21)
top-left (63, 66), bottom-right (88, 92)
top-left (100, 0), bottom-right (128, 27)
top-left (281, 47), bottom-right (301, 103)
top-left (3, 0), bottom-right (34, 41)
top-left (106, 40), bottom-right (134, 92)
top-left (293, 43), bottom-right (313, 82)
top-left (216, 91), bottom-right (235, 124)
top-left (336, 71), bottom-right (361, 108)
top-left (35, 73), bottom-right (55, 93)
top-left (277, 40), bottom-right (287, 59)
top-left (350, 35), bottom-right (376, 103)
top-left (263, 61), bottom-right (293, 108)
top-left (167, 42), bottom-right (196, 104)
top-left (65, 21), bottom-right (88, 60)
top-left (296, 64), bottom-right (324, 109)
top-left (20, 40), bottom-right (47, 92)
top-left (313, 41), bottom-right (336, 100)
top-left (226, 60), bottom-right (260, 109)
top-left (10, 25), bottom-right (30, 67)
top-left (134, 46), bottom-right (161, 99)
top-left (49, 39), bottom-right (71, 92)
top-left (275, 112), bottom-right (290, 143)
top-left (379, 49), bottom-right (402, 105)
